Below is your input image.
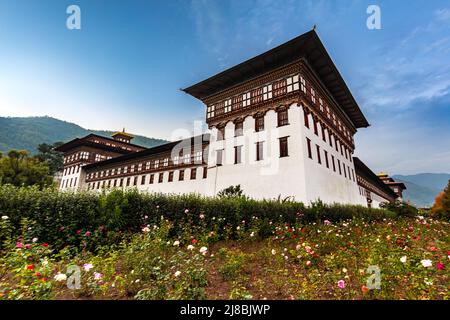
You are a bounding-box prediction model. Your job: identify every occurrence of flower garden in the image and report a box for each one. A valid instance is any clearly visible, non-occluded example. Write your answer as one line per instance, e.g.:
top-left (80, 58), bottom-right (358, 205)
top-left (0, 185), bottom-right (448, 300)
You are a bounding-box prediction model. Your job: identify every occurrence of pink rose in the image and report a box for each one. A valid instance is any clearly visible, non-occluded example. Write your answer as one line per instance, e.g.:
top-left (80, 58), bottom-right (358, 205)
top-left (337, 280), bottom-right (346, 289)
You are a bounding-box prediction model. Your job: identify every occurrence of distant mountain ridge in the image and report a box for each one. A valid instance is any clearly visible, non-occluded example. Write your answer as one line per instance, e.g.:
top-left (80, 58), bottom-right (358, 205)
top-left (0, 116), bottom-right (167, 154)
top-left (392, 173), bottom-right (450, 208)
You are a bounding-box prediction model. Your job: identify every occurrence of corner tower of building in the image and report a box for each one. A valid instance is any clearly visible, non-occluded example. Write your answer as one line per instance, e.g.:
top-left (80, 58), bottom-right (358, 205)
top-left (182, 29), bottom-right (369, 203)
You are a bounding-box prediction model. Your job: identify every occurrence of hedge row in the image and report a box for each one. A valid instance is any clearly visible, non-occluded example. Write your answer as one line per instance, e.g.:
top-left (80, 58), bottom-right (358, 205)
top-left (0, 185), bottom-right (396, 247)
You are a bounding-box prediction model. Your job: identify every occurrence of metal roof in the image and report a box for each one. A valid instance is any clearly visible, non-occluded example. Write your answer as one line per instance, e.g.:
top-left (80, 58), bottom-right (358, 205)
top-left (182, 29), bottom-right (369, 128)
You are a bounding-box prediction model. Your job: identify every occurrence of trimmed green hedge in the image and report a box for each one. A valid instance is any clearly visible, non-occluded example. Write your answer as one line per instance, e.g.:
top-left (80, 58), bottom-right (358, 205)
top-left (0, 185), bottom-right (396, 248)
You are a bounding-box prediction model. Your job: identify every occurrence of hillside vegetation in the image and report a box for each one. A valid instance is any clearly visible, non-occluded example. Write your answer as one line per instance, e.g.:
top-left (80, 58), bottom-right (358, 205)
top-left (393, 174), bottom-right (450, 207)
top-left (0, 116), bottom-right (167, 153)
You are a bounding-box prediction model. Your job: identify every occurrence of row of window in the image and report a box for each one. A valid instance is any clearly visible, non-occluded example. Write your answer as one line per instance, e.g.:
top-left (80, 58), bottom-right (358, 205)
top-left (216, 108), bottom-right (289, 141)
top-left (207, 74), bottom-right (302, 119)
top-left (63, 165), bottom-right (80, 176)
top-left (114, 137), bottom-right (130, 143)
top-left (305, 79), bottom-right (352, 141)
top-left (64, 152), bottom-right (113, 165)
top-left (359, 186), bottom-right (369, 197)
top-left (206, 70), bottom-right (353, 143)
top-left (61, 177), bottom-right (77, 188)
top-left (215, 136), bottom-right (289, 165)
top-left (357, 178), bottom-right (392, 202)
top-left (306, 137), bottom-right (356, 182)
top-left (91, 138), bottom-right (133, 151)
top-left (86, 167), bottom-right (208, 190)
top-left (304, 111), bottom-right (353, 163)
top-left (64, 151), bottom-right (90, 164)
top-left (86, 151), bottom-right (205, 180)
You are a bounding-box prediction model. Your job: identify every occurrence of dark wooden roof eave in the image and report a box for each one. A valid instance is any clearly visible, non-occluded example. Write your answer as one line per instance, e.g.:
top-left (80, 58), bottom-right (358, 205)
top-left (54, 139), bottom-right (135, 155)
top-left (54, 133), bottom-right (147, 153)
top-left (353, 157), bottom-right (398, 199)
top-left (182, 29), bottom-right (369, 128)
top-left (83, 134), bottom-right (210, 171)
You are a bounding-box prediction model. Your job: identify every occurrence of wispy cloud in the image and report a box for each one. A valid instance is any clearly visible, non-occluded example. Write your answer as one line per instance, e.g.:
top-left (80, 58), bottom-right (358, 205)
top-left (357, 7), bottom-right (450, 113)
top-left (187, 1), bottom-right (450, 173)
top-left (188, 0), bottom-right (338, 68)
top-left (435, 8), bottom-right (450, 21)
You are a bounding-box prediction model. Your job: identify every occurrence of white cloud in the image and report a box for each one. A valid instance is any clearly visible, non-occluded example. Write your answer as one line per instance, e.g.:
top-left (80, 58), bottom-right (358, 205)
top-left (357, 10), bottom-right (450, 113)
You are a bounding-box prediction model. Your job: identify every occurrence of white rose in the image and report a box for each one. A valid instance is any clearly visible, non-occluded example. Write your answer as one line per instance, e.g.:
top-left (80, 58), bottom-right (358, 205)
top-left (199, 246), bottom-right (208, 255)
top-left (83, 263), bottom-right (94, 272)
top-left (421, 259), bottom-right (432, 268)
top-left (400, 256), bottom-right (407, 263)
top-left (1, 216), bottom-right (8, 220)
top-left (187, 245), bottom-right (194, 251)
top-left (174, 271), bottom-right (181, 277)
top-left (173, 240), bottom-right (180, 246)
top-left (54, 273), bottom-right (67, 282)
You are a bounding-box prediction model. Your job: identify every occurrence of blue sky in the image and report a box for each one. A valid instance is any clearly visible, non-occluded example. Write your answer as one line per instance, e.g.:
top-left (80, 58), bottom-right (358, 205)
top-left (0, 0), bottom-right (449, 175)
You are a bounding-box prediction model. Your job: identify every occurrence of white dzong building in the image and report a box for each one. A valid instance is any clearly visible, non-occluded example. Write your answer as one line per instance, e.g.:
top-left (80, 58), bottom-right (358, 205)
top-left (56, 30), bottom-right (401, 208)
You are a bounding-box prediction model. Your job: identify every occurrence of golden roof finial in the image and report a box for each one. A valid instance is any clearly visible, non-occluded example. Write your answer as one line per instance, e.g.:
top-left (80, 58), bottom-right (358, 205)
top-left (111, 128), bottom-right (134, 139)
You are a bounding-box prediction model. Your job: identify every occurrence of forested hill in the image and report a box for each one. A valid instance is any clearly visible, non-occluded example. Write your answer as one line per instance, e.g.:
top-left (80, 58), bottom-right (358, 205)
top-left (0, 116), bottom-right (167, 154)
top-left (392, 173), bottom-right (450, 208)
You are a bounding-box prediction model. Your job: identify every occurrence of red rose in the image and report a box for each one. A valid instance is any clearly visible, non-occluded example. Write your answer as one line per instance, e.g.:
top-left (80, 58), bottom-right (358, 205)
top-left (436, 262), bottom-right (445, 270)
top-left (35, 272), bottom-right (42, 277)
top-left (76, 230), bottom-right (81, 235)
top-left (85, 231), bottom-right (91, 237)
top-left (41, 243), bottom-right (49, 247)
top-left (27, 264), bottom-right (34, 270)
top-left (191, 239), bottom-right (198, 245)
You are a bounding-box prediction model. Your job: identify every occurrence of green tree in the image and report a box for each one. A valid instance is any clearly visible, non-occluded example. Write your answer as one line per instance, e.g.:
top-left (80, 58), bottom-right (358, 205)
top-left (0, 150), bottom-right (53, 188)
top-left (217, 185), bottom-right (246, 199)
top-left (380, 200), bottom-right (418, 217)
top-left (36, 142), bottom-right (64, 175)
